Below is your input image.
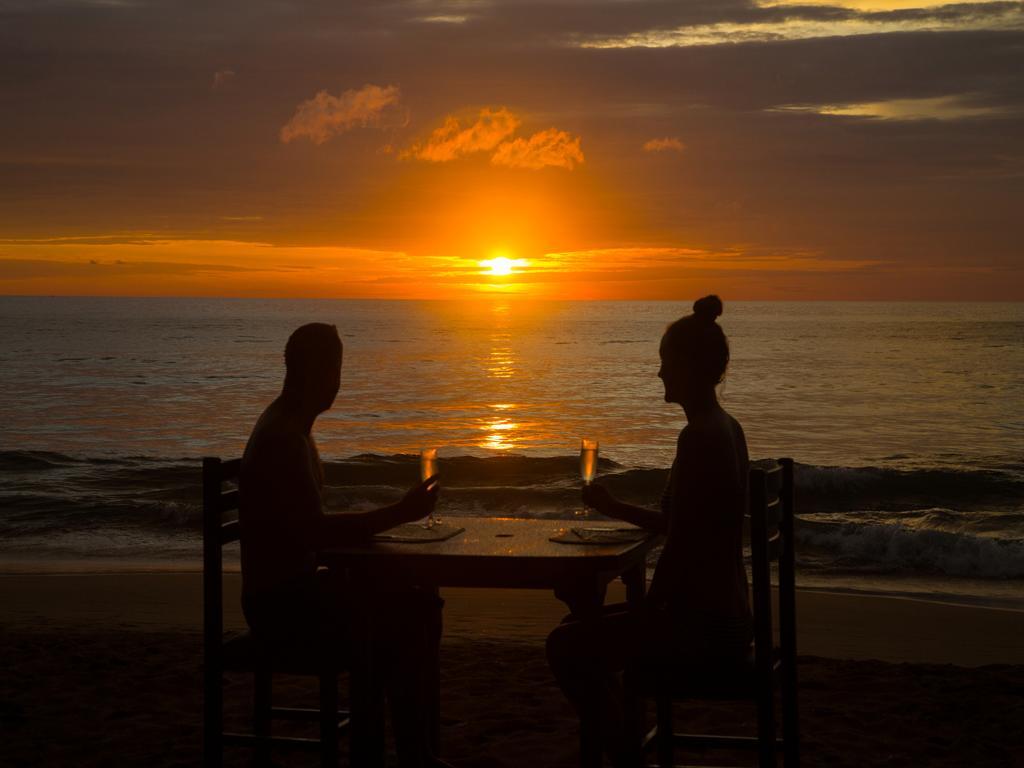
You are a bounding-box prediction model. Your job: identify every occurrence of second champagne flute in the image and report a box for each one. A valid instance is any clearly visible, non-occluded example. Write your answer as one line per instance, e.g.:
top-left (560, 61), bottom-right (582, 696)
top-left (419, 447), bottom-right (440, 529)
top-left (577, 438), bottom-right (599, 518)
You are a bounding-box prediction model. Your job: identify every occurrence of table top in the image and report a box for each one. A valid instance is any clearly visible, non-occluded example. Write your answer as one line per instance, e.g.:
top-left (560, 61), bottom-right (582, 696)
top-left (318, 516), bottom-right (657, 590)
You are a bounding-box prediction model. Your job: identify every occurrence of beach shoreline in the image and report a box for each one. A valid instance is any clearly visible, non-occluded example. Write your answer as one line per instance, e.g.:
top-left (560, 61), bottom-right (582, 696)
top-left (3, 571), bottom-right (1023, 666)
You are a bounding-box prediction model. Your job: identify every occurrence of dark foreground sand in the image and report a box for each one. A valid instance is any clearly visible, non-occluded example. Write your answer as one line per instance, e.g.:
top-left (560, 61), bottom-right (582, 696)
top-left (2, 574), bottom-right (1023, 767)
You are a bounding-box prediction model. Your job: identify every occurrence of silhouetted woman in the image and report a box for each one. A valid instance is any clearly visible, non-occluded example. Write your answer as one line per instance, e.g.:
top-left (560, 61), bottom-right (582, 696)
top-left (546, 295), bottom-right (752, 767)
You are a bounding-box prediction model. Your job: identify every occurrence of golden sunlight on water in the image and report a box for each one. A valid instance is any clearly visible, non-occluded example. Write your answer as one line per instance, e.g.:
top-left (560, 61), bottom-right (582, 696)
top-left (485, 303), bottom-right (515, 380)
top-left (480, 414), bottom-right (519, 451)
top-left (478, 304), bottom-right (522, 451)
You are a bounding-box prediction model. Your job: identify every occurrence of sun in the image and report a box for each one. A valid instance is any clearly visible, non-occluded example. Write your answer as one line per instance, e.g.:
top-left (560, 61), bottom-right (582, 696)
top-left (480, 254), bottom-right (528, 276)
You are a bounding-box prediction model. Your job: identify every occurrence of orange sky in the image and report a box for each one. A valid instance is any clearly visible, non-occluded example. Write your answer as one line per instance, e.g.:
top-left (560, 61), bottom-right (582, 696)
top-left (1, 1), bottom-right (1022, 299)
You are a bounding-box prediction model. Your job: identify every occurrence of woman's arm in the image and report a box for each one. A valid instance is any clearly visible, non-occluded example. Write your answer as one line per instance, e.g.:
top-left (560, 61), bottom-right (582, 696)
top-left (581, 484), bottom-right (667, 533)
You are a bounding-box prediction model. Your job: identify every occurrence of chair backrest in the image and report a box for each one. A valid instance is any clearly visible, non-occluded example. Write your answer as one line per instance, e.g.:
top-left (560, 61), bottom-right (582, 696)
top-left (202, 457), bottom-right (243, 765)
top-left (202, 457), bottom-right (242, 668)
top-left (748, 458), bottom-right (796, 684)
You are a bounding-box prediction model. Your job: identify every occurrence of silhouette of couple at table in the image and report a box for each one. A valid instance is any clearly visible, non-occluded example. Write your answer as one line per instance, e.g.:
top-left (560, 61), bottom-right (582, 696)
top-left (238, 295), bottom-right (750, 768)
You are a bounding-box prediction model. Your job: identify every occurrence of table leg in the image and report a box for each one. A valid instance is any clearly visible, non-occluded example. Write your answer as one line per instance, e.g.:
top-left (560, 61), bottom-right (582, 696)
top-left (554, 575), bottom-right (610, 768)
top-left (348, 589), bottom-right (386, 768)
top-left (621, 563), bottom-right (646, 765)
top-left (555, 576), bottom-right (607, 621)
top-left (622, 563), bottom-right (645, 609)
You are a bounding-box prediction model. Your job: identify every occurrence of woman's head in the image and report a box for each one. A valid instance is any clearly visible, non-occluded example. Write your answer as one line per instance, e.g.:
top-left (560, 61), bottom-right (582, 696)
top-left (658, 295), bottom-right (729, 405)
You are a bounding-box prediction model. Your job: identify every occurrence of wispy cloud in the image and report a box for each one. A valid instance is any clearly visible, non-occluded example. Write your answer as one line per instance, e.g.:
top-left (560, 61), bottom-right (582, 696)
top-left (643, 137), bottom-right (685, 152)
top-left (541, 246), bottom-right (882, 276)
top-left (401, 107), bottom-right (520, 161)
top-left (774, 94), bottom-right (1015, 121)
top-left (417, 15), bottom-right (470, 24)
top-left (580, 4), bottom-right (1024, 48)
top-left (491, 128), bottom-right (584, 170)
top-left (760, 0), bottom-right (1003, 11)
top-left (402, 108), bottom-right (583, 170)
top-left (280, 84), bottom-right (401, 145)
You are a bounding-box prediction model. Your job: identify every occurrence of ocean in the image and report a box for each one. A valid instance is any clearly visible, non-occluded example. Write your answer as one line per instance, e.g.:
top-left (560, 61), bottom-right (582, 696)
top-left (1, 297), bottom-right (1022, 608)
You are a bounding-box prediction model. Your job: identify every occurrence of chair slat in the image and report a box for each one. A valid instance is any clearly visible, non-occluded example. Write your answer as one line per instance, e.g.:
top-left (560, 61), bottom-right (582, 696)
top-left (220, 489), bottom-right (240, 513)
top-left (220, 457), bottom-right (242, 481)
top-left (270, 706), bottom-right (350, 724)
top-left (763, 463), bottom-right (784, 496)
top-left (222, 733), bottom-right (325, 752)
top-left (673, 733), bottom-right (785, 750)
top-left (221, 520), bottom-right (240, 545)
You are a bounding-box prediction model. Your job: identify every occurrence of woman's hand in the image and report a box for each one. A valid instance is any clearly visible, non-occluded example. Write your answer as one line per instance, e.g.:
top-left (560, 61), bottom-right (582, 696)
top-left (582, 483), bottom-right (616, 517)
top-left (395, 475), bottom-right (440, 524)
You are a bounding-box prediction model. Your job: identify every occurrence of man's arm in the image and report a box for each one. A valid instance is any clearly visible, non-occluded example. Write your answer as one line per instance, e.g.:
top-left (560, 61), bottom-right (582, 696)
top-left (277, 434), bottom-right (438, 547)
top-left (318, 477), bottom-right (439, 544)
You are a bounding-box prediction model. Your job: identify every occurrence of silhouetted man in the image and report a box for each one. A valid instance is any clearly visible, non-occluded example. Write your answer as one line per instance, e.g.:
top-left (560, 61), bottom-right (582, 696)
top-left (239, 322), bottom-right (444, 767)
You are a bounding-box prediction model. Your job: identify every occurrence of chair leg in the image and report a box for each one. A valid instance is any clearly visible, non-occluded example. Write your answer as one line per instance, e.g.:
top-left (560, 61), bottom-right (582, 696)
top-left (622, 669), bottom-right (644, 768)
top-left (253, 669), bottom-right (272, 765)
top-left (579, 673), bottom-right (602, 768)
top-left (783, 678), bottom-right (799, 768)
top-left (755, 682), bottom-right (776, 768)
top-left (320, 673), bottom-right (340, 768)
top-left (203, 667), bottom-right (223, 767)
top-left (655, 693), bottom-right (673, 768)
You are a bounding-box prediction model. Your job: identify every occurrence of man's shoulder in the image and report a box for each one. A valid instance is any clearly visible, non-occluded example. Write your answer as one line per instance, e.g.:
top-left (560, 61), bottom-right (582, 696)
top-left (242, 404), bottom-right (308, 470)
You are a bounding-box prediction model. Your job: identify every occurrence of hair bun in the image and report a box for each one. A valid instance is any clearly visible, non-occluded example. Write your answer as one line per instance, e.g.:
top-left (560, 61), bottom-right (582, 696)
top-left (692, 294), bottom-right (723, 323)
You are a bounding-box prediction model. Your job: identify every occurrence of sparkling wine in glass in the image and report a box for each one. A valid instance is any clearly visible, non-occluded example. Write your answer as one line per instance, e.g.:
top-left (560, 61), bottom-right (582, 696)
top-left (577, 438), bottom-right (599, 517)
top-left (419, 448), bottom-right (439, 529)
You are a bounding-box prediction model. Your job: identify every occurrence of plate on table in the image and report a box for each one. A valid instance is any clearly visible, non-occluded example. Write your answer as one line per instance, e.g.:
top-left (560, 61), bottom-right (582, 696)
top-left (374, 522), bottom-right (465, 543)
top-left (549, 526), bottom-right (649, 545)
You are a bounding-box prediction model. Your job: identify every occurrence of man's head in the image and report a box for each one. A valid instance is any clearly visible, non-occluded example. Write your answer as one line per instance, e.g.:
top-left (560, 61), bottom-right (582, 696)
top-left (283, 323), bottom-right (343, 414)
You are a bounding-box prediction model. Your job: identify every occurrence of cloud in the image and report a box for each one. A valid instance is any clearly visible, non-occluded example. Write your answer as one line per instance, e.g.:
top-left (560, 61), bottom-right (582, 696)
top-left (580, 5), bottom-right (1024, 48)
top-left (490, 128), bottom-right (585, 170)
top-left (401, 108), bottom-right (583, 169)
top-left (643, 137), bottom-right (685, 152)
top-left (0, 258), bottom-right (258, 280)
top-left (280, 84), bottom-right (401, 145)
top-left (211, 69), bottom-right (235, 90)
top-left (401, 107), bottom-right (520, 161)
top-left (775, 94), bottom-right (1015, 121)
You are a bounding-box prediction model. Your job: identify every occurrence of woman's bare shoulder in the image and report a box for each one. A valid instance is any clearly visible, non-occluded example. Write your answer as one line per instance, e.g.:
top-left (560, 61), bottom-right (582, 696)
top-left (723, 410), bottom-right (747, 441)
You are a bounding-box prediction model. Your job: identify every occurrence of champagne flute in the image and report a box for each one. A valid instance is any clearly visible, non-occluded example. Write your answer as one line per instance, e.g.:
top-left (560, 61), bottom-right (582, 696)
top-left (577, 438), bottom-right (599, 518)
top-left (419, 448), bottom-right (439, 529)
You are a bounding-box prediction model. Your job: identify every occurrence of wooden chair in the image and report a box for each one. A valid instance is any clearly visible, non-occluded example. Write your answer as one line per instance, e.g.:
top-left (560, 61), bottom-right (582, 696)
top-left (637, 457), bottom-right (798, 767)
top-left (202, 456), bottom-right (352, 767)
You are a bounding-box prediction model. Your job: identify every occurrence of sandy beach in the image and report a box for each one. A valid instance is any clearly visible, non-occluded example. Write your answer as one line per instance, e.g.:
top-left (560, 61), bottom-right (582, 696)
top-left (2, 572), bottom-right (1023, 767)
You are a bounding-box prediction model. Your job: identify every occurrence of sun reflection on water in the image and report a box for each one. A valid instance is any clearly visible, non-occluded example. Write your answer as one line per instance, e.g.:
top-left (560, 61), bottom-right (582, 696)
top-left (478, 303), bottom-right (522, 450)
top-left (480, 414), bottom-right (519, 451)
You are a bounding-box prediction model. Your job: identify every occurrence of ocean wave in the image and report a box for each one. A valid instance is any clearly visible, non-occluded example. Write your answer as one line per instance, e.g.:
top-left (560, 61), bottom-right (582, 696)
top-left (0, 449), bottom-right (124, 470)
top-left (797, 518), bottom-right (1024, 579)
top-left (2, 452), bottom-right (1022, 578)
top-left (792, 463), bottom-right (1023, 513)
top-left (3, 450), bottom-right (1020, 509)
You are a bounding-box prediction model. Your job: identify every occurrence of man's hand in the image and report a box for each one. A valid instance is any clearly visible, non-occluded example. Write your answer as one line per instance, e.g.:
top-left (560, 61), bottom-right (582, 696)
top-left (582, 483), bottom-right (616, 517)
top-left (394, 475), bottom-right (440, 525)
